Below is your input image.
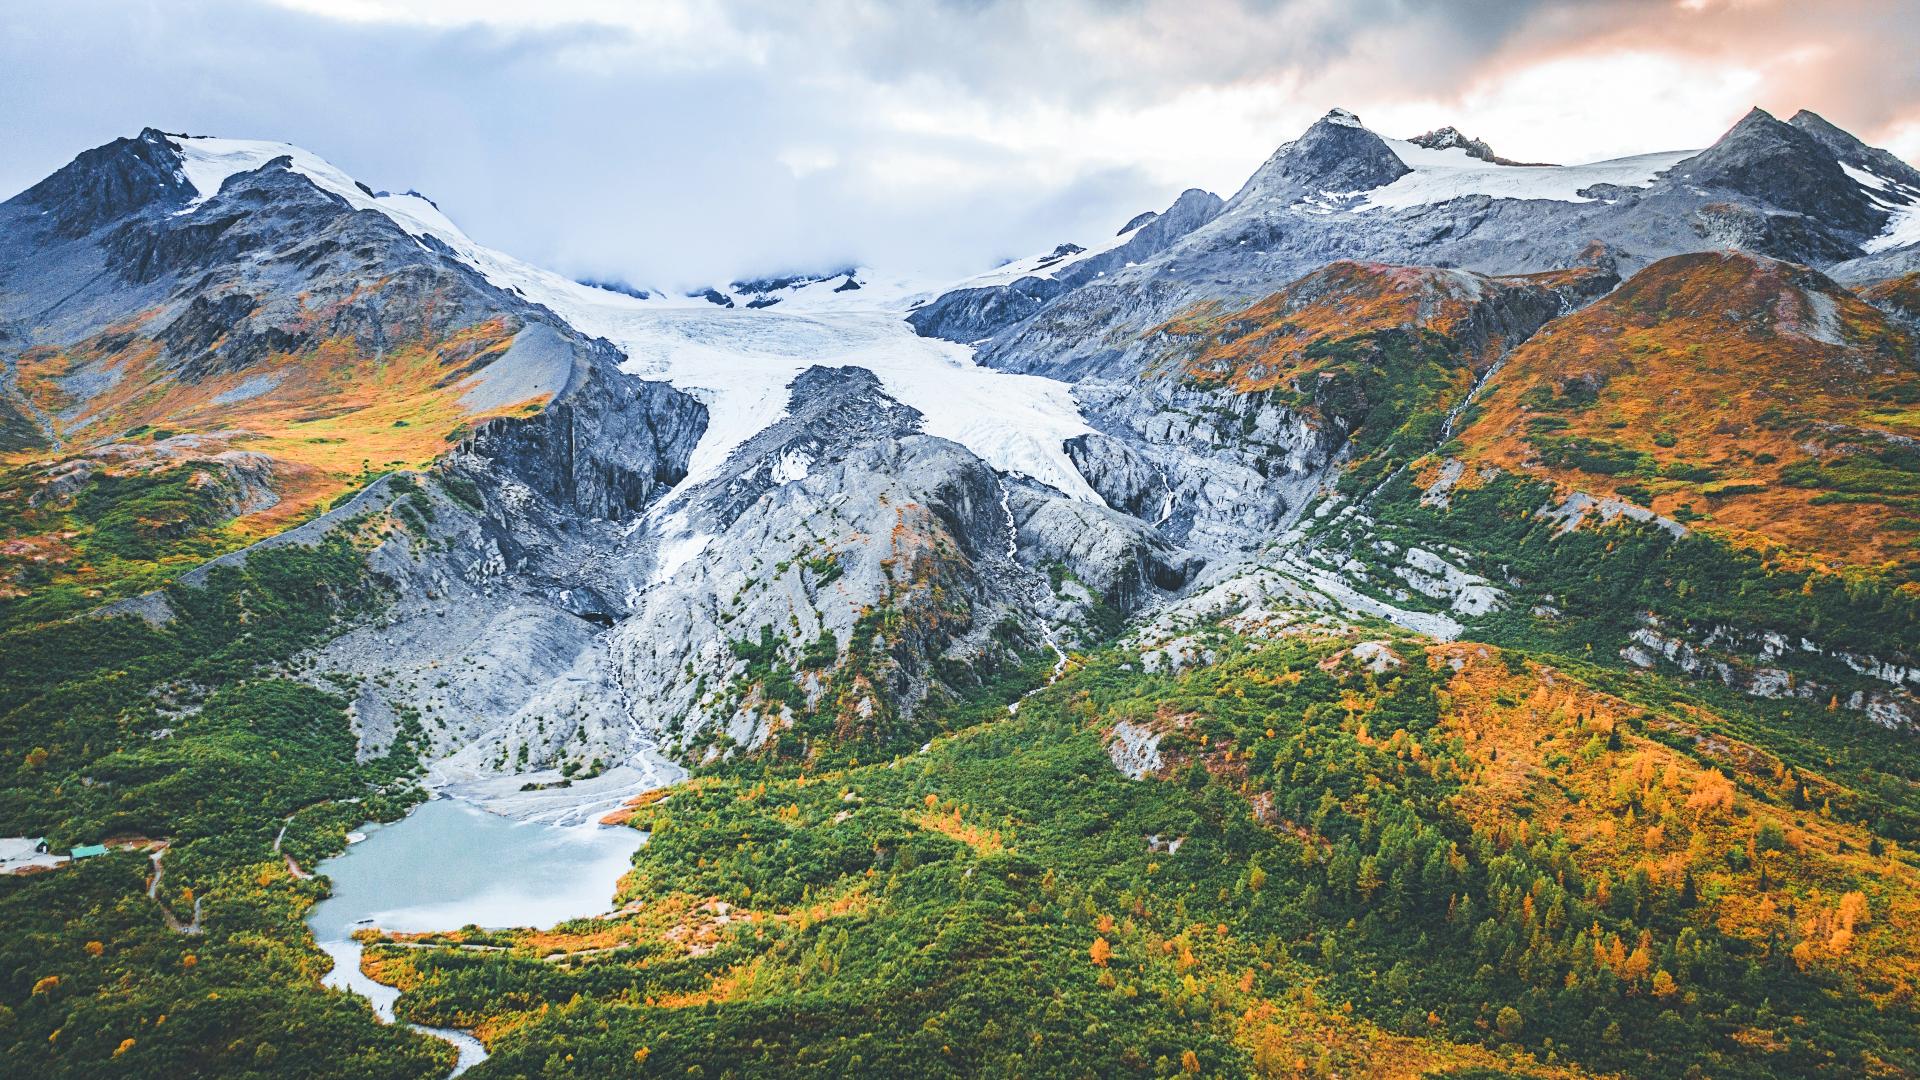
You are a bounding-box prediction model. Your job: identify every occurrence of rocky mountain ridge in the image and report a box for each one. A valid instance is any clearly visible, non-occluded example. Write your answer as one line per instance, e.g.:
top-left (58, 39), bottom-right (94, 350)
top-left (3, 105), bottom-right (1918, 805)
top-left (0, 128), bottom-right (1189, 793)
top-left (933, 107), bottom-right (1920, 382)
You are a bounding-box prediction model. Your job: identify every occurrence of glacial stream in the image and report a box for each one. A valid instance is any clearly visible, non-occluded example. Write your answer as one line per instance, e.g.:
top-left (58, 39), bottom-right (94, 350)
top-left (999, 481), bottom-right (1070, 714)
top-left (307, 798), bottom-right (645, 1076)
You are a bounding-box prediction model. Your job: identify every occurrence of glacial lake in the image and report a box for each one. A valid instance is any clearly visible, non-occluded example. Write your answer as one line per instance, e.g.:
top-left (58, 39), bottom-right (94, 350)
top-left (307, 798), bottom-right (645, 1075)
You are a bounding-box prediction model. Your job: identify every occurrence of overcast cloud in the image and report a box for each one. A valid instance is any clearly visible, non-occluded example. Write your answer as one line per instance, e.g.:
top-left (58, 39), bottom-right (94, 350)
top-left (3, 0), bottom-right (1918, 288)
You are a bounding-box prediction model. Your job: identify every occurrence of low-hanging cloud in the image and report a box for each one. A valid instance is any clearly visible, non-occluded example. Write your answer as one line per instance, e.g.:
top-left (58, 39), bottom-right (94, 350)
top-left (3, 0), bottom-right (1916, 288)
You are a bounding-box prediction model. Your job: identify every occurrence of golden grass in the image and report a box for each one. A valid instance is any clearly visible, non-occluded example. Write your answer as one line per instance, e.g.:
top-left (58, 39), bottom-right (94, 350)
top-left (2, 299), bottom-right (559, 593)
top-left (1153, 261), bottom-right (1493, 397)
top-left (913, 802), bottom-right (1009, 856)
top-left (1234, 991), bottom-right (1603, 1079)
top-left (1429, 641), bottom-right (1920, 1002)
top-left (1857, 271), bottom-right (1920, 324)
top-left (1451, 252), bottom-right (1918, 566)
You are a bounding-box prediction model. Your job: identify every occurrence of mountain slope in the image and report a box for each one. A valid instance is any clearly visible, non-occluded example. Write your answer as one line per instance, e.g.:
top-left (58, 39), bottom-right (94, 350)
top-left (363, 625), bottom-right (1920, 1078)
top-left (0, 129), bottom-right (695, 623)
top-left (3, 106), bottom-right (1920, 1080)
top-left (1452, 250), bottom-right (1918, 566)
top-left (927, 106), bottom-right (1920, 383)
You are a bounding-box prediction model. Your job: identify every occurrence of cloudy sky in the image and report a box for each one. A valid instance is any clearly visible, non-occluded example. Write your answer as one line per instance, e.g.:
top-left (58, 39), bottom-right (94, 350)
top-left (4, 0), bottom-right (1918, 287)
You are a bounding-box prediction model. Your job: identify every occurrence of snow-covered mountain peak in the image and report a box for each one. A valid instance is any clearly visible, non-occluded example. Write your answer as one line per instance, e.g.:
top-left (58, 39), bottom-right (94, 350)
top-left (57, 129), bottom-right (1102, 515)
top-left (1412, 125), bottom-right (1468, 147)
top-left (1225, 108), bottom-right (1694, 215)
top-left (1228, 110), bottom-right (1410, 208)
top-left (166, 134), bottom-right (471, 245)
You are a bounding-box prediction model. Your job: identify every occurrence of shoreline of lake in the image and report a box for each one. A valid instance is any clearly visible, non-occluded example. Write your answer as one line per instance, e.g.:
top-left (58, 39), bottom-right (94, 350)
top-left (306, 797), bottom-right (647, 1077)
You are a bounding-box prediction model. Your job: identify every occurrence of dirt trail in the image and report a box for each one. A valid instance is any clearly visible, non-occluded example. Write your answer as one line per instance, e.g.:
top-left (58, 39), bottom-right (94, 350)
top-left (146, 846), bottom-right (203, 935)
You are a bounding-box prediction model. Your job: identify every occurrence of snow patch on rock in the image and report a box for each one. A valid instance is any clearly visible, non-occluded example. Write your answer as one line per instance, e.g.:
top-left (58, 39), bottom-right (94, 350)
top-left (769, 448), bottom-right (814, 483)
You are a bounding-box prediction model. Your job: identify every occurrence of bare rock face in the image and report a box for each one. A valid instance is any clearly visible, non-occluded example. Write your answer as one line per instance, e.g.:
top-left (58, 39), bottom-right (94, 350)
top-left (906, 276), bottom-right (1067, 343)
top-left (593, 366), bottom-right (1187, 764)
top-left (1070, 378), bottom-right (1334, 552)
top-left (1227, 109), bottom-right (1411, 211)
top-left (10, 128), bottom-right (194, 237)
top-left (464, 347), bottom-right (708, 522)
top-left (1673, 107), bottom-right (1883, 236)
top-left (1063, 433), bottom-right (1166, 521)
top-left (1011, 489), bottom-right (1198, 613)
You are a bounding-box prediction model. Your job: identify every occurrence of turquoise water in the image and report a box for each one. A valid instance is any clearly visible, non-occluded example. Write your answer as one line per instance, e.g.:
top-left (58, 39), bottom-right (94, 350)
top-left (309, 798), bottom-right (643, 941)
top-left (306, 798), bottom-right (644, 1074)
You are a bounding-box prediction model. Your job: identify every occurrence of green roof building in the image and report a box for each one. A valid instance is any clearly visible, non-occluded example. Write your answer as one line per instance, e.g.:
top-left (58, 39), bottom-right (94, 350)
top-left (69, 844), bottom-right (108, 859)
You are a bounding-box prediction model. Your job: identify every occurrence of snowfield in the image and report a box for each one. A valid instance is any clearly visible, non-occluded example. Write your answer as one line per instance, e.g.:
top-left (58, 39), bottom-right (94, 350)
top-left (1864, 203), bottom-right (1920, 255)
top-left (1362, 139), bottom-right (1699, 211)
top-left (956, 219), bottom-right (1147, 288)
top-left (560, 298), bottom-right (1101, 502)
top-left (174, 135), bottom-right (467, 235)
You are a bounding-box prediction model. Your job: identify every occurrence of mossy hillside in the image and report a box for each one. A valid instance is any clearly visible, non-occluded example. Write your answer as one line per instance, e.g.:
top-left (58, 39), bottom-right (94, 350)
top-left (364, 627), bottom-right (1920, 1078)
top-left (1329, 465), bottom-right (1920, 760)
top-left (0, 533), bottom-right (449, 1079)
top-left (1451, 251), bottom-right (1920, 568)
top-left (0, 306), bottom-right (555, 625)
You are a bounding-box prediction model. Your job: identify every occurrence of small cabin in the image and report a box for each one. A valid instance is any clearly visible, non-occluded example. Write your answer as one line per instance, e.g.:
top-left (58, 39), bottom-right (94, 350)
top-left (69, 844), bottom-right (109, 860)
top-left (1, 838), bottom-right (49, 856)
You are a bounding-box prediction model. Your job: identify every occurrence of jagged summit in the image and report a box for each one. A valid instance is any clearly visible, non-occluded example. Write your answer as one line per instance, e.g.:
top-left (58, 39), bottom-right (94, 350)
top-left (13, 127), bottom-right (196, 234)
top-left (1152, 188), bottom-right (1226, 233)
top-left (1228, 107), bottom-right (1409, 208)
top-left (1409, 125), bottom-right (1488, 156)
top-left (1407, 125), bottom-right (1543, 167)
top-left (1790, 108), bottom-right (1920, 192)
top-left (1118, 188), bottom-right (1220, 236)
top-left (1674, 106), bottom-right (1884, 233)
